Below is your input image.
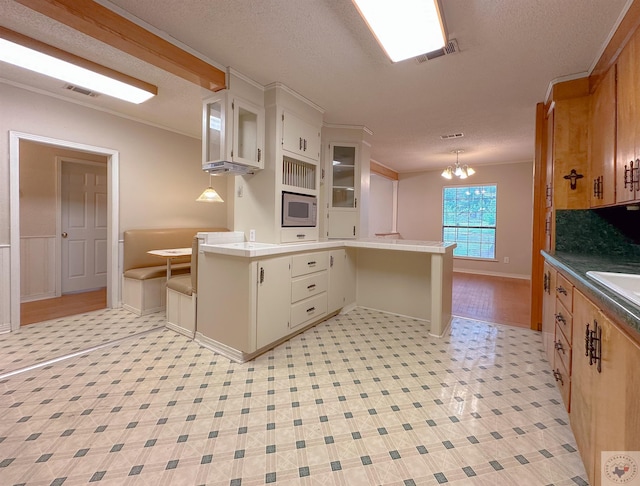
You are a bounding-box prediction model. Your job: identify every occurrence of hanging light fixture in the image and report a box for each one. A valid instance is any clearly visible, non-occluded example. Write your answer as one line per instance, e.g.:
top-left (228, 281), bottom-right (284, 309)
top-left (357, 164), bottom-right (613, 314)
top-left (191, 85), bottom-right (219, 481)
top-left (441, 150), bottom-right (475, 180)
top-left (196, 173), bottom-right (224, 203)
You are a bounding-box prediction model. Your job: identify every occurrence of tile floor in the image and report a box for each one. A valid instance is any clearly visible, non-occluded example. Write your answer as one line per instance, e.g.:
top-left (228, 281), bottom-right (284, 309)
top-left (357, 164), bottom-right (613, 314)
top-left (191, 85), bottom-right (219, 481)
top-left (0, 308), bottom-right (588, 485)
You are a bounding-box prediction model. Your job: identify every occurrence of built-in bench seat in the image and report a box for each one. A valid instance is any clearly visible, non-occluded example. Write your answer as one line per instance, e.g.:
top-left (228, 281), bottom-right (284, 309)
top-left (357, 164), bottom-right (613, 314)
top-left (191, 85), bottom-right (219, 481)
top-left (122, 227), bottom-right (226, 315)
top-left (165, 237), bottom-right (199, 337)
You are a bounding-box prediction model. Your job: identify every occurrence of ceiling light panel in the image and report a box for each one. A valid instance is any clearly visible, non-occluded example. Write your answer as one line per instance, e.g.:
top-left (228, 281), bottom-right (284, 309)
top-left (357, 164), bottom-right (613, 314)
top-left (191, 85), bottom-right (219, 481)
top-left (0, 27), bottom-right (157, 104)
top-left (353, 0), bottom-right (446, 62)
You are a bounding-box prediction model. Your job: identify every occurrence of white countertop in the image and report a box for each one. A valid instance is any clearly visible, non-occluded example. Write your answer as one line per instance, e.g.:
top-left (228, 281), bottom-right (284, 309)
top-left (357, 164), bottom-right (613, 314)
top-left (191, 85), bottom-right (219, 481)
top-left (201, 238), bottom-right (456, 258)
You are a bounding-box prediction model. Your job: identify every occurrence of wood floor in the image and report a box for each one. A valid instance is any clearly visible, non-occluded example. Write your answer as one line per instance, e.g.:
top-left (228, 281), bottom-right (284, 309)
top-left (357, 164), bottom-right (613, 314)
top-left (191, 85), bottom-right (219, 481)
top-left (20, 288), bottom-right (107, 326)
top-left (19, 274), bottom-right (531, 329)
top-left (452, 272), bottom-right (531, 328)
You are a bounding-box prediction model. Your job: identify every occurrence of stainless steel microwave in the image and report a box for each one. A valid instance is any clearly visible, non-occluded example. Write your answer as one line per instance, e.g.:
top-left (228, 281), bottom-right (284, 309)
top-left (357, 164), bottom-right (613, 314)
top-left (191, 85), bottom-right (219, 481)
top-left (282, 191), bottom-right (317, 227)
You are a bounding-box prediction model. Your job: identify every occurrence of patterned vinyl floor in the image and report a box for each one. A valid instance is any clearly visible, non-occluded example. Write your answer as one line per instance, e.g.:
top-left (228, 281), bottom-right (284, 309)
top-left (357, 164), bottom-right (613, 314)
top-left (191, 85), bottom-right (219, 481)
top-left (0, 308), bottom-right (588, 485)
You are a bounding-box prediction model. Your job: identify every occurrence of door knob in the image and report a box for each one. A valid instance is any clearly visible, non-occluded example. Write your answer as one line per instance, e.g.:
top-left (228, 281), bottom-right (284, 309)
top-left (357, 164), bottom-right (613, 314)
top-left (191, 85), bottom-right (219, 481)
top-left (61, 232), bottom-right (68, 238)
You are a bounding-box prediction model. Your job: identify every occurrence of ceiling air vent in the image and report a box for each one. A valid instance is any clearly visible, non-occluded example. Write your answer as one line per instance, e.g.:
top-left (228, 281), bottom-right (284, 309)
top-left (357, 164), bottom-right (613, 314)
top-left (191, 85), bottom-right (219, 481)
top-left (440, 132), bottom-right (464, 140)
top-left (64, 84), bottom-right (99, 97)
top-left (415, 38), bottom-right (459, 64)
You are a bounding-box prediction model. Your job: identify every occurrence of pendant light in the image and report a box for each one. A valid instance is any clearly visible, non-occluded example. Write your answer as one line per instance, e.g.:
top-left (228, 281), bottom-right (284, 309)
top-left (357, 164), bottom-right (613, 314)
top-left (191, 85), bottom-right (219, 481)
top-left (441, 150), bottom-right (475, 179)
top-left (196, 173), bottom-right (224, 203)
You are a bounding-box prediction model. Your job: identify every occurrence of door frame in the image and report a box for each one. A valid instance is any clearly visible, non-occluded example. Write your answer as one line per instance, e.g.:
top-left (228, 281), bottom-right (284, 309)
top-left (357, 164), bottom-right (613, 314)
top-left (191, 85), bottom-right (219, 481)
top-left (56, 157), bottom-right (109, 297)
top-left (9, 131), bottom-right (120, 331)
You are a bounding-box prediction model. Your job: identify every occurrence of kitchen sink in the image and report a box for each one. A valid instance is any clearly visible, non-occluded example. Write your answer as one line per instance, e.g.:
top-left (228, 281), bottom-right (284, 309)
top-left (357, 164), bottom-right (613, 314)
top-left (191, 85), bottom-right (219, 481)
top-left (586, 271), bottom-right (640, 307)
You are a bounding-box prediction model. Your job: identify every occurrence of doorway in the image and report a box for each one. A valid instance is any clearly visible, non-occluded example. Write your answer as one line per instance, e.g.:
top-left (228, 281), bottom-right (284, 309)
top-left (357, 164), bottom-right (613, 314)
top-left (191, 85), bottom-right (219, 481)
top-left (9, 131), bottom-right (120, 331)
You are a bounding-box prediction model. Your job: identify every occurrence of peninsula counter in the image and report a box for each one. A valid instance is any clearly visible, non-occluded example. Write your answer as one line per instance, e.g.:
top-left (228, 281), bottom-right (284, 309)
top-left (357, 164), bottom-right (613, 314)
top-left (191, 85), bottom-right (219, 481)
top-left (195, 238), bottom-right (455, 362)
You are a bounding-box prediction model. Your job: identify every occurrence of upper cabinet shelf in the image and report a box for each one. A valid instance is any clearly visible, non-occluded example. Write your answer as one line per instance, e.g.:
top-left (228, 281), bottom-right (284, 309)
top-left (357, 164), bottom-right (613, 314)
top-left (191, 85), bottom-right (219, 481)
top-left (202, 90), bottom-right (265, 170)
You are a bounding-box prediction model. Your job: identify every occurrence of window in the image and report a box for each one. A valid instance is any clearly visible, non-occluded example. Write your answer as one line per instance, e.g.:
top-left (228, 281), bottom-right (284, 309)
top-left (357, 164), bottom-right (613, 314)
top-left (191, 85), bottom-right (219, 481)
top-left (442, 185), bottom-right (497, 259)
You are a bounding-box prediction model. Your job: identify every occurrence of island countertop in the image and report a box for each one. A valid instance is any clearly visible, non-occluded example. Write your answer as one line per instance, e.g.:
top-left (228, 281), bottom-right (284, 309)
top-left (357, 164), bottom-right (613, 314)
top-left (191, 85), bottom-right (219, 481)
top-left (201, 238), bottom-right (456, 258)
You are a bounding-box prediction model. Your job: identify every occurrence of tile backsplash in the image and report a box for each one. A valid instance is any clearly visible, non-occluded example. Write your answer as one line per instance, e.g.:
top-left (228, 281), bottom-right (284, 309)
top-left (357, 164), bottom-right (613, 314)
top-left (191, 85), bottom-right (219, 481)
top-left (555, 207), bottom-right (640, 257)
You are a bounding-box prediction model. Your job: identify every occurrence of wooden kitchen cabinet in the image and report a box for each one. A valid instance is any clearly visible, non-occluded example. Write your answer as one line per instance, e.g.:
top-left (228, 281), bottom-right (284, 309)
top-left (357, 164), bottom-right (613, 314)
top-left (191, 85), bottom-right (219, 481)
top-left (282, 110), bottom-right (321, 162)
top-left (256, 256), bottom-right (292, 349)
top-left (541, 262), bottom-right (556, 364)
top-left (589, 64), bottom-right (616, 207)
top-left (552, 97), bottom-right (590, 210)
top-left (571, 289), bottom-right (640, 486)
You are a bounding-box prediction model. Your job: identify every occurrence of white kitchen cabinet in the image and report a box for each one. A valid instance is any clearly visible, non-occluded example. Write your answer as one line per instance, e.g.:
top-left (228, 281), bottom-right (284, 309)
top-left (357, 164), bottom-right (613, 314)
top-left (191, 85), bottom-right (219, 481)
top-left (327, 249), bottom-right (356, 313)
top-left (282, 110), bottom-right (321, 162)
top-left (327, 211), bottom-right (358, 239)
top-left (326, 142), bottom-right (362, 239)
top-left (256, 256), bottom-right (292, 349)
top-left (203, 90), bottom-right (265, 169)
top-left (290, 252), bottom-right (328, 329)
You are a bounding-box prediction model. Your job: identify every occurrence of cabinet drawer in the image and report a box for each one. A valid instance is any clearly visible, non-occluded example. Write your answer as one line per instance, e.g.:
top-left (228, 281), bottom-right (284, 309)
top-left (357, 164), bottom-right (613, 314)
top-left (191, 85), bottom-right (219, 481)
top-left (281, 227), bottom-right (319, 244)
top-left (553, 356), bottom-right (571, 412)
top-left (556, 273), bottom-right (573, 312)
top-left (291, 252), bottom-right (329, 277)
top-left (555, 299), bottom-right (573, 343)
top-left (554, 323), bottom-right (572, 379)
top-left (291, 293), bottom-right (327, 329)
top-left (291, 271), bottom-right (328, 303)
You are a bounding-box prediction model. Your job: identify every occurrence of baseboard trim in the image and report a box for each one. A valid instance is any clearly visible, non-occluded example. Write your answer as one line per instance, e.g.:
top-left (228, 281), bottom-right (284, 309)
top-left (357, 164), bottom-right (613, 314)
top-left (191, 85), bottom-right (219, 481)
top-left (453, 269), bottom-right (531, 280)
top-left (166, 322), bottom-right (195, 339)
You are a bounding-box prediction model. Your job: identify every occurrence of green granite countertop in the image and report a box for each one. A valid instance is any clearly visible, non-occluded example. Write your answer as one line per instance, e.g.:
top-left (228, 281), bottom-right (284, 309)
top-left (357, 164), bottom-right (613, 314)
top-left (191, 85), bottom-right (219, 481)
top-left (542, 250), bottom-right (640, 342)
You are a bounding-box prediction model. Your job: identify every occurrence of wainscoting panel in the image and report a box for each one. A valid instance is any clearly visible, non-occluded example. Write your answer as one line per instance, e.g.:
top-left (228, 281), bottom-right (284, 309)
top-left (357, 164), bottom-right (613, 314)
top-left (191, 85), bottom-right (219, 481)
top-left (20, 236), bottom-right (56, 303)
top-left (0, 245), bottom-right (10, 333)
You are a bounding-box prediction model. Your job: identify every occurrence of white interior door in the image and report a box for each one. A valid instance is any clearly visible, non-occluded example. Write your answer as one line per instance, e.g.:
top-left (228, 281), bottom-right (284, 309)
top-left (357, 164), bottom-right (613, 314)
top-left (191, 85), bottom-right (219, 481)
top-left (61, 161), bottom-right (108, 293)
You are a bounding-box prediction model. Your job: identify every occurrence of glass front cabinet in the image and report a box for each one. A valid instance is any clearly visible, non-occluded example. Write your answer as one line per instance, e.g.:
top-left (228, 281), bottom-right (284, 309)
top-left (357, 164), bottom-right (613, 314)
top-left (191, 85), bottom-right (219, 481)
top-left (327, 143), bottom-right (359, 238)
top-left (202, 91), bottom-right (265, 169)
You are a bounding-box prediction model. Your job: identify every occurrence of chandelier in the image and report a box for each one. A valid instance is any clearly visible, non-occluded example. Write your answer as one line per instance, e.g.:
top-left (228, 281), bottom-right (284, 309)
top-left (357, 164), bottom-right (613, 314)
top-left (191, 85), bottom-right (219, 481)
top-left (441, 150), bottom-right (475, 179)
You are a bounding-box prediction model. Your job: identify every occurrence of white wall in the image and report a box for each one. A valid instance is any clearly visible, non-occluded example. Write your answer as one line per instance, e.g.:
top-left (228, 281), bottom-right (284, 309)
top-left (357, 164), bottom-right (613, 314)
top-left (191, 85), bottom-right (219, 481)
top-left (369, 173), bottom-right (395, 236)
top-left (397, 161), bottom-right (533, 278)
top-left (0, 83), bottom-right (228, 245)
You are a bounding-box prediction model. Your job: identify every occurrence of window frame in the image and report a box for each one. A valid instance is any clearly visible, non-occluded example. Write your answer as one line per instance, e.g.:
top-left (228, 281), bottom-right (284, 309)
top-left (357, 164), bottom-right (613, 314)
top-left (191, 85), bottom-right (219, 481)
top-left (442, 183), bottom-right (498, 261)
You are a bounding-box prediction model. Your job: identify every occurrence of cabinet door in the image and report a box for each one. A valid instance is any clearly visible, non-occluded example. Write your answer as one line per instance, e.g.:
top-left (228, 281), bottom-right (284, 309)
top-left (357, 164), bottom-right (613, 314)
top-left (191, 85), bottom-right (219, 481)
top-left (256, 256), bottom-right (291, 349)
top-left (571, 289), bottom-right (598, 482)
top-left (541, 262), bottom-right (556, 365)
top-left (282, 111), bottom-right (320, 161)
top-left (592, 315), bottom-right (639, 484)
top-left (328, 144), bottom-right (358, 209)
top-left (589, 65), bottom-right (616, 207)
top-left (553, 97), bottom-right (590, 209)
top-left (202, 94), bottom-right (229, 166)
top-left (327, 250), bottom-right (345, 313)
top-left (232, 97), bottom-right (265, 169)
top-left (616, 29), bottom-right (639, 204)
top-left (327, 211), bottom-right (357, 239)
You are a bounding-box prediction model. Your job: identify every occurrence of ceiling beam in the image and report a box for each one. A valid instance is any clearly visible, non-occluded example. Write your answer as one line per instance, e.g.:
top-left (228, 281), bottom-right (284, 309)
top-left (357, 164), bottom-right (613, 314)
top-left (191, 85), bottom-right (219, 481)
top-left (15, 0), bottom-right (226, 92)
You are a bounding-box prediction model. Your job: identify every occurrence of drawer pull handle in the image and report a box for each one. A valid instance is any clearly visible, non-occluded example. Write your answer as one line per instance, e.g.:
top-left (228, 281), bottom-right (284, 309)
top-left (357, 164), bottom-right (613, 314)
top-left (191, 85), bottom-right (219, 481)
top-left (585, 320), bottom-right (602, 373)
top-left (297, 234), bottom-right (306, 239)
top-left (555, 313), bottom-right (566, 325)
top-left (307, 284), bottom-right (316, 290)
top-left (553, 370), bottom-right (564, 386)
top-left (307, 261), bottom-right (316, 266)
top-left (554, 341), bottom-right (564, 354)
top-left (556, 286), bottom-right (567, 296)
top-left (306, 306), bottom-right (316, 313)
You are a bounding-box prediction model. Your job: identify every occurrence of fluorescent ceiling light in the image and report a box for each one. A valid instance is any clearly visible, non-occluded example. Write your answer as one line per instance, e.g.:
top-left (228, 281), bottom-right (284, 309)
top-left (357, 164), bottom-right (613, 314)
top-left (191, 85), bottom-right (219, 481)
top-left (353, 0), bottom-right (446, 62)
top-left (0, 27), bottom-right (157, 104)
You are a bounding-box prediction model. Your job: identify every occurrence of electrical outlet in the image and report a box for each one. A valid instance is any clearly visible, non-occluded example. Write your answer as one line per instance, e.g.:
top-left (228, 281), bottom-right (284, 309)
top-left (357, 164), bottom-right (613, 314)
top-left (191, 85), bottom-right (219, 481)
top-left (237, 184), bottom-right (243, 197)
top-left (249, 229), bottom-right (256, 242)
top-left (503, 257), bottom-right (510, 264)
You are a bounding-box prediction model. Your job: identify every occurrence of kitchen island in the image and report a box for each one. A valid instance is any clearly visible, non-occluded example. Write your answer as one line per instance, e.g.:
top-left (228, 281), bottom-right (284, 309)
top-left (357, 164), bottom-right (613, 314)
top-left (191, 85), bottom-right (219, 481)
top-left (195, 238), bottom-right (455, 363)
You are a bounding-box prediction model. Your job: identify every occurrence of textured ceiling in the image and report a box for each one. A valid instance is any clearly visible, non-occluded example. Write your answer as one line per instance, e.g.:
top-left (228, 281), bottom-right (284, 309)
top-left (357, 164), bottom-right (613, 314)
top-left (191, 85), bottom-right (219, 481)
top-left (0, 0), bottom-right (630, 172)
